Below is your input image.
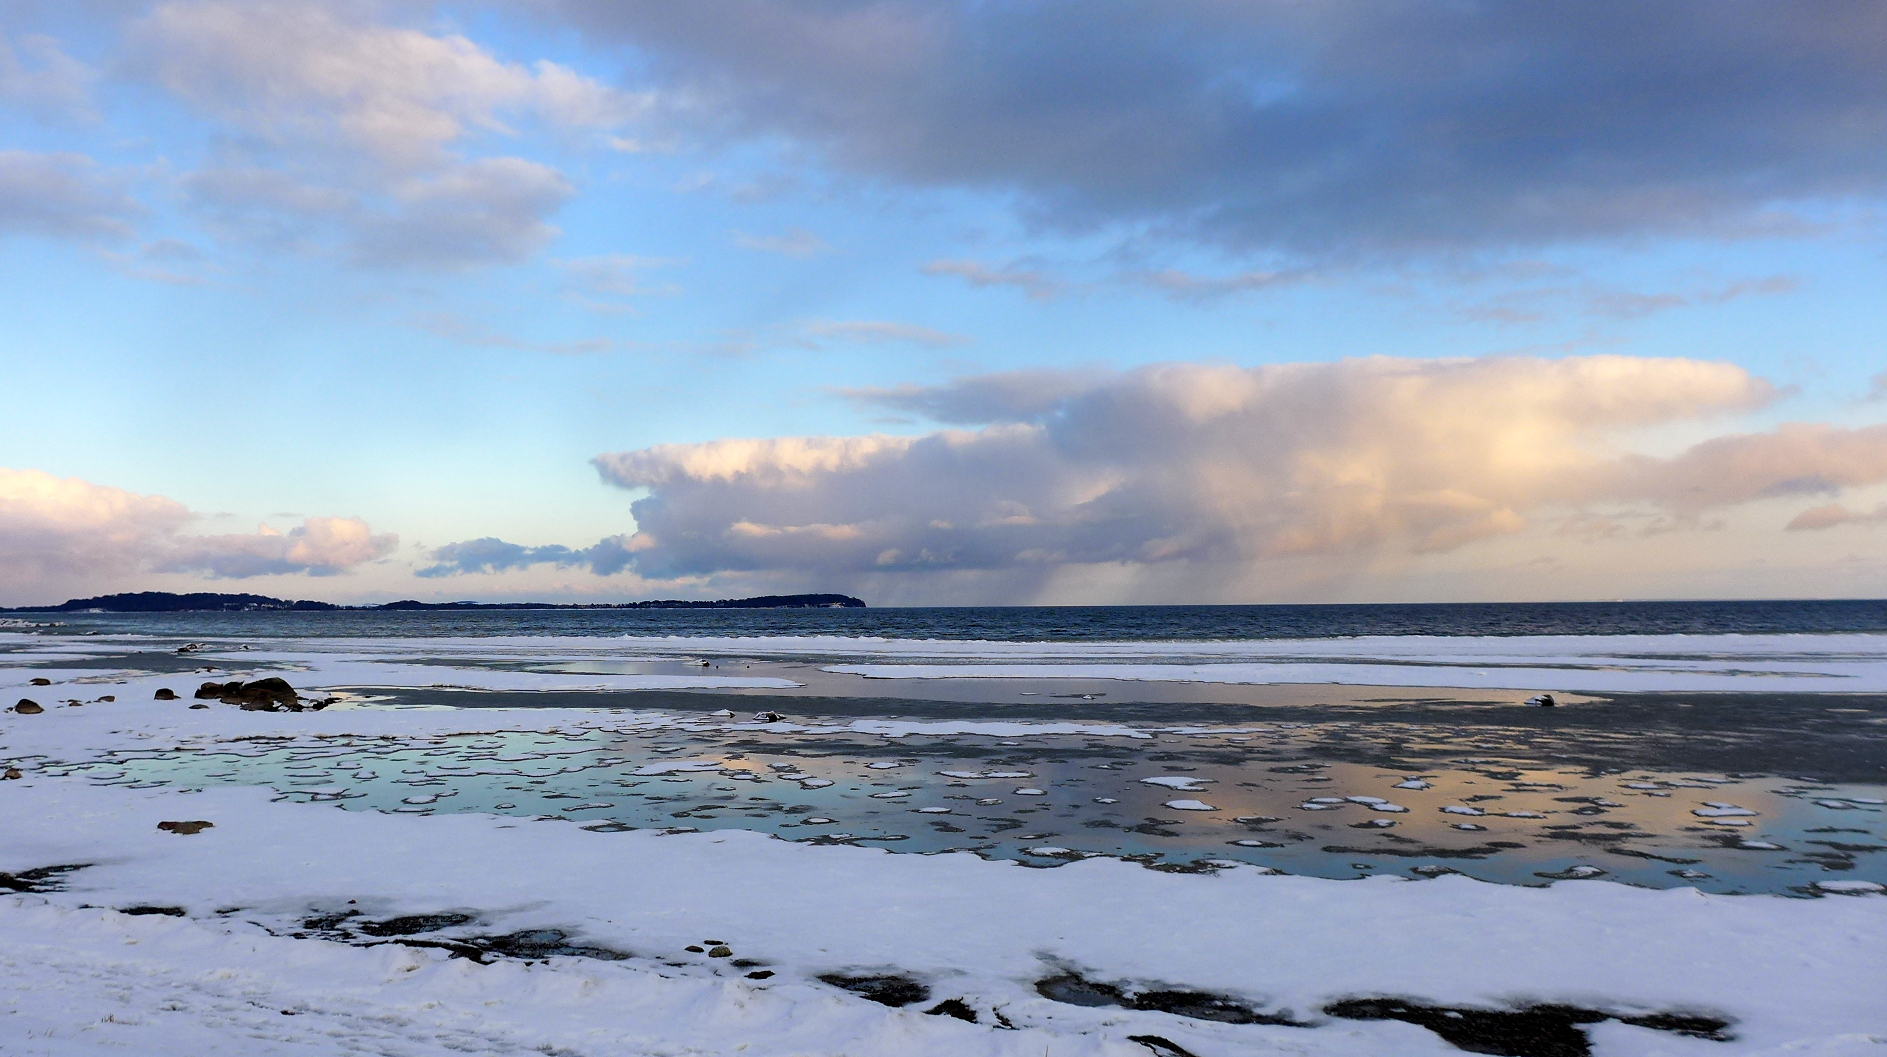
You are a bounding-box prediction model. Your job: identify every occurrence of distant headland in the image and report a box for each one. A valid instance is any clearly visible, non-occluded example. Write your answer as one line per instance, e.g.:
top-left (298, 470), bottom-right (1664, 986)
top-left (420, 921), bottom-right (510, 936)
top-left (2, 591), bottom-right (867, 613)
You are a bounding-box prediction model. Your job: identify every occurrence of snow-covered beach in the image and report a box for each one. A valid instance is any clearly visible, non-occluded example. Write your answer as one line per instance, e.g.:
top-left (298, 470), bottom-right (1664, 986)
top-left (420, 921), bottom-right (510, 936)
top-left (4, 622), bottom-right (1884, 1055)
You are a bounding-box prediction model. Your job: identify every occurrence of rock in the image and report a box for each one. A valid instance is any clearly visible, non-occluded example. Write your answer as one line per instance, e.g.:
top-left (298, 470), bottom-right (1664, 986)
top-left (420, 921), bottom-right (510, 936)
top-left (28, 677), bottom-right (50, 686)
top-left (188, 703), bottom-right (209, 710)
top-left (157, 820), bottom-right (213, 835)
top-left (708, 945), bottom-right (732, 958)
top-left (3, 768), bottom-right (20, 779)
top-left (227, 677), bottom-right (300, 711)
top-left (196, 678), bottom-right (302, 711)
top-left (1525, 693), bottom-right (1557, 707)
top-left (154, 688), bottom-right (178, 701)
top-left (97, 695), bottom-right (114, 703)
top-left (708, 709), bottom-right (736, 718)
top-left (753, 711), bottom-right (786, 723)
top-left (13, 700), bottom-right (43, 715)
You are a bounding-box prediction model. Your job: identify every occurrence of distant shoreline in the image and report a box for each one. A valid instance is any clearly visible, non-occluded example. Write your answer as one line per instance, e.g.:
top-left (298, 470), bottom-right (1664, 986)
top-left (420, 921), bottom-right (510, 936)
top-left (1, 590), bottom-right (867, 614)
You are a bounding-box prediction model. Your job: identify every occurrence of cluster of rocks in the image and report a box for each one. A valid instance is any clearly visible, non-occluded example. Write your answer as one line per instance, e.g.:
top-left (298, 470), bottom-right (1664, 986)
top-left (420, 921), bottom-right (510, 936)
top-left (191, 678), bottom-right (330, 712)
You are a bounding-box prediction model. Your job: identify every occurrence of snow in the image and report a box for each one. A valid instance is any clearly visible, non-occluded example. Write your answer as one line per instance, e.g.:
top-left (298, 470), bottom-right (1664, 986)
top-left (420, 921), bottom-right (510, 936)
top-left (1816, 881), bottom-right (1887, 894)
top-left (1693, 804), bottom-right (1759, 818)
top-left (1140, 776), bottom-right (1212, 791)
top-left (25, 626), bottom-right (1887, 695)
top-left (799, 631), bottom-right (1887, 692)
top-left (1, 766), bottom-right (1884, 1056)
top-left (3, 638), bottom-right (1886, 1055)
top-left (631, 759), bottom-right (726, 776)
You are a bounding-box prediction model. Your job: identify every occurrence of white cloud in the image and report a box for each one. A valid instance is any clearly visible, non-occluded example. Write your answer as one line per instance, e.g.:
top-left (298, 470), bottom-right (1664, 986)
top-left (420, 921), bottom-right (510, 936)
top-left (160, 516), bottom-right (399, 578)
top-left (0, 31), bottom-right (95, 121)
top-left (131, 1), bottom-right (642, 167)
top-left (0, 468), bottom-right (396, 603)
top-left (0, 150), bottom-right (139, 241)
top-left (349, 156), bottom-right (572, 267)
top-left (0, 468), bottom-right (192, 582)
top-left (575, 356), bottom-right (1887, 598)
top-left (129, 0), bottom-right (639, 269)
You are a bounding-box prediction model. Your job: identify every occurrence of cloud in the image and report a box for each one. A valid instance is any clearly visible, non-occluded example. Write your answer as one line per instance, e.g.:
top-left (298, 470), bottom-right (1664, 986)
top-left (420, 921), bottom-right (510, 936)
top-left (0, 468), bottom-right (192, 582)
top-left (735, 227), bottom-right (832, 256)
top-left (348, 157), bottom-right (573, 268)
top-left (160, 516), bottom-right (400, 578)
top-left (557, 254), bottom-right (683, 312)
top-left (418, 535), bottom-right (636, 577)
top-left (0, 150), bottom-right (139, 241)
top-left (695, 318), bottom-right (971, 356)
top-left (1601, 423), bottom-right (1887, 517)
top-left (0, 468), bottom-right (396, 599)
top-left (796, 320), bottom-right (967, 348)
top-left (410, 312), bottom-right (622, 355)
top-left (1786, 504), bottom-right (1887, 531)
top-left (549, 1), bottom-right (1887, 256)
top-left (1132, 267), bottom-right (1316, 302)
top-left (922, 258), bottom-right (1062, 300)
top-left (1584, 276), bottom-right (1799, 320)
top-left (0, 31), bottom-right (95, 121)
top-left (130, 0), bottom-right (641, 167)
top-left (130, 0), bottom-right (636, 268)
top-left (838, 367), bottom-right (1112, 425)
top-left (564, 355), bottom-right (1887, 595)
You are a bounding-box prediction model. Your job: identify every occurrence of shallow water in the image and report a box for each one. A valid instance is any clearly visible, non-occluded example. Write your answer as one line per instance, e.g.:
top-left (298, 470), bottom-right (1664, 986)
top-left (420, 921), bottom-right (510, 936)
top-left (49, 720), bottom-right (1884, 895)
top-left (7, 615), bottom-right (1884, 895)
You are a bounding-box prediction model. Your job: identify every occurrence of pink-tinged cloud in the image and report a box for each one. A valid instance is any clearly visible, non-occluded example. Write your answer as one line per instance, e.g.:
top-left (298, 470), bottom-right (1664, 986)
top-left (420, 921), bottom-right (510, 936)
top-left (576, 356), bottom-right (1887, 593)
top-left (0, 468), bottom-right (397, 599)
top-left (1787, 503), bottom-right (1887, 531)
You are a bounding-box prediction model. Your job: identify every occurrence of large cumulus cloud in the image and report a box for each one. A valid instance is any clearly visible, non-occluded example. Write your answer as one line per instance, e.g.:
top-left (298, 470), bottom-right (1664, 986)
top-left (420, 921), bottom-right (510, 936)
top-left (414, 354), bottom-right (1887, 598)
top-left (553, 0), bottom-right (1887, 255)
top-left (591, 356), bottom-right (1854, 583)
top-left (0, 467), bottom-right (397, 601)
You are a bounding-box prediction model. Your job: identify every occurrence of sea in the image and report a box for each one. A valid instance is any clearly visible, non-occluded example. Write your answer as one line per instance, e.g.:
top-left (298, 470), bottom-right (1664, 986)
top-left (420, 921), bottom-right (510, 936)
top-left (7, 599), bottom-right (1885, 896)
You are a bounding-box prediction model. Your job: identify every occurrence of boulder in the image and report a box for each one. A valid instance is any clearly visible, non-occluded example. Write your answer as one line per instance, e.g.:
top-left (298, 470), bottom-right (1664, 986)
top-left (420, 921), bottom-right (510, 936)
top-left (13, 700), bottom-right (43, 715)
top-left (28, 677), bottom-right (50, 686)
top-left (157, 820), bottom-right (213, 835)
top-left (194, 678), bottom-right (302, 711)
top-left (2, 768), bottom-right (19, 780)
top-left (154, 688), bottom-right (178, 701)
top-left (226, 677), bottom-right (301, 712)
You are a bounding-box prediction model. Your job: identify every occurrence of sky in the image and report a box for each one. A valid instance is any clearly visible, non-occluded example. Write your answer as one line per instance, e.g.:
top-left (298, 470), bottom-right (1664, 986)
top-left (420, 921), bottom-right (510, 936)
top-left (2, 0), bottom-right (1885, 607)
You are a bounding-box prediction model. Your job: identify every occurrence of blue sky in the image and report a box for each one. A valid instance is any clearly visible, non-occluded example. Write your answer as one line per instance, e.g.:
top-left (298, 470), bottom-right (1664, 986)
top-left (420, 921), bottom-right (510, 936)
top-left (3, 1), bottom-right (1885, 606)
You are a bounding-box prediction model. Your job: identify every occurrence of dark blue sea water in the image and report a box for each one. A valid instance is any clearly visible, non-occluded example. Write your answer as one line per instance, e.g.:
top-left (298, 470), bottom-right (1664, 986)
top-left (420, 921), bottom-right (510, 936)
top-left (28, 598), bottom-right (1887, 641)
